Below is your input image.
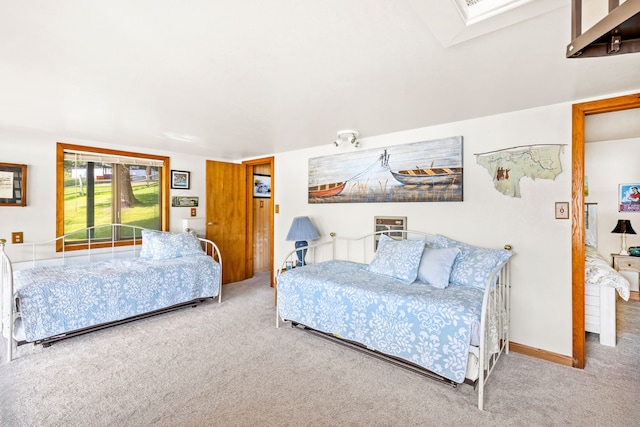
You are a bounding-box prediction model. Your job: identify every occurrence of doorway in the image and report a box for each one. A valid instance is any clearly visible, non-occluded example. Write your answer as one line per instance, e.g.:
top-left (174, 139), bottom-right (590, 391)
top-left (244, 157), bottom-right (275, 284)
top-left (571, 92), bottom-right (640, 369)
top-left (205, 156), bottom-right (274, 286)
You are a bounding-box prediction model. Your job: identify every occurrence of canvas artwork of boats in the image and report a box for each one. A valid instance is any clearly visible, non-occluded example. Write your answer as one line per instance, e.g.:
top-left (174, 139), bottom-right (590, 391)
top-left (308, 136), bottom-right (463, 203)
top-left (390, 166), bottom-right (462, 185)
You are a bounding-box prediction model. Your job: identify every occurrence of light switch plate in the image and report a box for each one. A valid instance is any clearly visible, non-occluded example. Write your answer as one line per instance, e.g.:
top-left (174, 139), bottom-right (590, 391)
top-left (555, 202), bottom-right (569, 219)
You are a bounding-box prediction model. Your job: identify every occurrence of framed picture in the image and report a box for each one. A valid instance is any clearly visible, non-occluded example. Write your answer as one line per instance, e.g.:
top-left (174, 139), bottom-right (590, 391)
top-left (171, 170), bottom-right (190, 189)
top-left (253, 174), bottom-right (271, 198)
top-left (308, 136), bottom-right (462, 204)
top-left (619, 183), bottom-right (640, 212)
top-left (171, 196), bottom-right (199, 207)
top-left (0, 162), bottom-right (27, 206)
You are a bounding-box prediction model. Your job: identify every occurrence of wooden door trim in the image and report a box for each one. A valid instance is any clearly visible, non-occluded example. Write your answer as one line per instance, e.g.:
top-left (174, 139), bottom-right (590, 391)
top-left (572, 92), bottom-right (640, 368)
top-left (243, 156), bottom-right (275, 285)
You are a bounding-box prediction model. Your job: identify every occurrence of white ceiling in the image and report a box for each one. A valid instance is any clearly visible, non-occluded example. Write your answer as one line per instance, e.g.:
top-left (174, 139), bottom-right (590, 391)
top-left (1, 0), bottom-right (639, 160)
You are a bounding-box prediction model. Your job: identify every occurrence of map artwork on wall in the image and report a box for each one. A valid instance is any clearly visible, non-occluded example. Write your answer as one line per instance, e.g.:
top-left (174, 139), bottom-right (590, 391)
top-left (308, 136), bottom-right (463, 203)
top-left (475, 144), bottom-right (565, 198)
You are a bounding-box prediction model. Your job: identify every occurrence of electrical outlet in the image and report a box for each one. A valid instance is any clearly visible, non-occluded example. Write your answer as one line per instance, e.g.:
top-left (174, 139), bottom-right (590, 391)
top-left (190, 208), bottom-right (196, 217)
top-left (12, 232), bottom-right (23, 244)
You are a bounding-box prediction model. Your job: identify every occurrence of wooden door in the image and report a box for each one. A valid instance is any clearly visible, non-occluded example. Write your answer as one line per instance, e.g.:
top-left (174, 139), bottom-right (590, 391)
top-left (206, 160), bottom-right (249, 284)
top-left (243, 157), bottom-right (275, 286)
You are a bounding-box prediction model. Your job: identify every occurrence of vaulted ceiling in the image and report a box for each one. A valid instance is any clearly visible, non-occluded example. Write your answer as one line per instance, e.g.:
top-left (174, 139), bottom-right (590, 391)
top-left (1, 1), bottom-right (638, 160)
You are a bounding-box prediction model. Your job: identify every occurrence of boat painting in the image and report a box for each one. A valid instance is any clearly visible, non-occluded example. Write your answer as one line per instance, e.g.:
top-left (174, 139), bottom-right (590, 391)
top-left (390, 166), bottom-right (462, 185)
top-left (308, 136), bottom-right (463, 203)
top-left (308, 182), bottom-right (345, 197)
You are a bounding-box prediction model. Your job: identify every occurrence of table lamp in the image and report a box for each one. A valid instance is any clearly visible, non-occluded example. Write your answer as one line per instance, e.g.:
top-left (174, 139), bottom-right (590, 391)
top-left (611, 219), bottom-right (636, 255)
top-left (286, 216), bottom-right (320, 266)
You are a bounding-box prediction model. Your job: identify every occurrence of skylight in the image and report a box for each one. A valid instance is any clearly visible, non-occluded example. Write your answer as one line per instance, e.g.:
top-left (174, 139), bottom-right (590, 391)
top-left (456, 0), bottom-right (536, 25)
top-left (411, 0), bottom-right (564, 47)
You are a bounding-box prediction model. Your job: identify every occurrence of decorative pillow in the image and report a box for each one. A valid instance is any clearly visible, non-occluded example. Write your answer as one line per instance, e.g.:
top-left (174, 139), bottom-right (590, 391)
top-left (432, 234), bottom-right (512, 289)
top-left (416, 247), bottom-right (460, 289)
top-left (366, 234), bottom-right (426, 284)
top-left (139, 230), bottom-right (204, 260)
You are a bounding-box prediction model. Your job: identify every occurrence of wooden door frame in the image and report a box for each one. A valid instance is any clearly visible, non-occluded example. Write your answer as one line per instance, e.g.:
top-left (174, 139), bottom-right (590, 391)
top-left (572, 92), bottom-right (640, 368)
top-left (243, 156), bottom-right (275, 286)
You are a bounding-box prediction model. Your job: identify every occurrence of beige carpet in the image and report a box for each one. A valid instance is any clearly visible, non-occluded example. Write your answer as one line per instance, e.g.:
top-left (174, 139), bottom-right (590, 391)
top-left (1, 273), bottom-right (638, 426)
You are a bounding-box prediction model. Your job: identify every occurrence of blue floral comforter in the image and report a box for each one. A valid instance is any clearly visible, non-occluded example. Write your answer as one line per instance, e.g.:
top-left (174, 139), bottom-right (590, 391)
top-left (277, 260), bottom-right (484, 383)
top-left (14, 254), bottom-right (221, 342)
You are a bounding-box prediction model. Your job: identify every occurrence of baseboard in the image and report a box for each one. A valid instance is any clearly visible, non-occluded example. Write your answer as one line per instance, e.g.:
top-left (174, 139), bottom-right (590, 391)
top-left (509, 341), bottom-right (573, 367)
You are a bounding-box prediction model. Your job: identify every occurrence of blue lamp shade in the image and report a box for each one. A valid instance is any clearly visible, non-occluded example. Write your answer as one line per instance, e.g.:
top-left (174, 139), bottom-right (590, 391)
top-left (286, 216), bottom-right (320, 266)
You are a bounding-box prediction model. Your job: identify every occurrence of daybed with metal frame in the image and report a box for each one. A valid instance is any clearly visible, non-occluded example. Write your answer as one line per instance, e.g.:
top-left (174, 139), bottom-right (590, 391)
top-left (1, 224), bottom-right (222, 362)
top-left (276, 230), bottom-right (511, 411)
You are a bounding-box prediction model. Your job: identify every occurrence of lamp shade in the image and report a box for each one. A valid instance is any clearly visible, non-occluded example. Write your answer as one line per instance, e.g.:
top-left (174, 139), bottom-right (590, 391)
top-left (611, 219), bottom-right (636, 234)
top-left (286, 216), bottom-right (320, 241)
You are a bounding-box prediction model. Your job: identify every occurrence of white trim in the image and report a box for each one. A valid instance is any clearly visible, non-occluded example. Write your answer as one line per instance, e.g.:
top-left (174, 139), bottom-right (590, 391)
top-left (63, 150), bottom-right (165, 167)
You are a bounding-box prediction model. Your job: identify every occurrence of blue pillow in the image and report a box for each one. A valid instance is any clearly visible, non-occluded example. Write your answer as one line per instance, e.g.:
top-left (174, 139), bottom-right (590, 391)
top-left (140, 230), bottom-right (204, 260)
top-left (431, 234), bottom-right (512, 289)
top-left (416, 247), bottom-right (460, 289)
top-left (366, 234), bottom-right (426, 284)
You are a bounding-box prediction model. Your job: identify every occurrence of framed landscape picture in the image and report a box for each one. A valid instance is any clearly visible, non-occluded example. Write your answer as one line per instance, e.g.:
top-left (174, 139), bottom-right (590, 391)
top-left (171, 196), bottom-right (199, 207)
top-left (171, 170), bottom-right (190, 189)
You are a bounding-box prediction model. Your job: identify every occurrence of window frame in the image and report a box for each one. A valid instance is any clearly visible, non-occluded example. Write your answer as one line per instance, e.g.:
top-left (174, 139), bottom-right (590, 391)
top-left (56, 142), bottom-right (170, 251)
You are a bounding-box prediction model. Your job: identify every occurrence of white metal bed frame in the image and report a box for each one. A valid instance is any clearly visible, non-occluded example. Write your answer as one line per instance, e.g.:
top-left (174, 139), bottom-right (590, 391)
top-left (275, 230), bottom-right (511, 411)
top-left (1, 224), bottom-right (222, 363)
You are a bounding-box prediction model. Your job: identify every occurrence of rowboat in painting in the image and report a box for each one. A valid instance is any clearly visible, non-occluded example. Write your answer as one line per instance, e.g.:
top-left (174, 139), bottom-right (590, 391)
top-left (309, 182), bottom-right (346, 197)
top-left (390, 167), bottom-right (462, 185)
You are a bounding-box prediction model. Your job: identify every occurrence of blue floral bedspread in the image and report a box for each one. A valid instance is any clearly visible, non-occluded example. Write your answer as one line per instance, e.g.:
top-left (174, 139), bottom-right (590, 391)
top-left (14, 254), bottom-right (221, 342)
top-left (277, 260), bottom-right (484, 383)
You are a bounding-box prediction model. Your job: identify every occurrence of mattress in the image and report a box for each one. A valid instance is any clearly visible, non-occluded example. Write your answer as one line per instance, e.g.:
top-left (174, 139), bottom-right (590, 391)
top-left (13, 254), bottom-right (221, 342)
top-left (277, 260), bottom-right (485, 383)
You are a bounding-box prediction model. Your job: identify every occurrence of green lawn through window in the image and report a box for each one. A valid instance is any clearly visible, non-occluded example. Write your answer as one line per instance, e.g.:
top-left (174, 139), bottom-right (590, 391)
top-left (64, 180), bottom-right (161, 240)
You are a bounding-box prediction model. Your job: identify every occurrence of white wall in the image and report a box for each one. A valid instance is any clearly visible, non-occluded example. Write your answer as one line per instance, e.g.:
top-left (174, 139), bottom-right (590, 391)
top-left (0, 129), bottom-right (210, 262)
top-left (274, 102), bottom-right (574, 356)
top-left (585, 137), bottom-right (640, 258)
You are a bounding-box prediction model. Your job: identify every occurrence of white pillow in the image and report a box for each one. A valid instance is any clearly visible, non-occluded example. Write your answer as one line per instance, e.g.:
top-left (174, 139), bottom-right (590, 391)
top-left (417, 247), bottom-right (460, 289)
top-left (366, 234), bottom-right (426, 284)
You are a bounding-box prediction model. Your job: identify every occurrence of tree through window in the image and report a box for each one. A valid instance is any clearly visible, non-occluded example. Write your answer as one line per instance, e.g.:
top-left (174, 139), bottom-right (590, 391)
top-left (56, 143), bottom-right (170, 248)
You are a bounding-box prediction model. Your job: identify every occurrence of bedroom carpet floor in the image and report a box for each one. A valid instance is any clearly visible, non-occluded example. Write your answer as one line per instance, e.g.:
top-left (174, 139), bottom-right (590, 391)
top-left (0, 273), bottom-right (638, 427)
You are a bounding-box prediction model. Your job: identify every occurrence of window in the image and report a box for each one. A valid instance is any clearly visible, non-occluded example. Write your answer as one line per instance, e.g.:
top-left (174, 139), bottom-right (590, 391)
top-left (56, 143), bottom-right (170, 249)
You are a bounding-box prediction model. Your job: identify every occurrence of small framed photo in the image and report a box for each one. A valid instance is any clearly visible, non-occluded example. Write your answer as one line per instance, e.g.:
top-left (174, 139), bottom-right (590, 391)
top-left (619, 183), bottom-right (640, 212)
top-left (171, 170), bottom-right (190, 189)
top-left (171, 196), bottom-right (199, 207)
top-left (555, 202), bottom-right (569, 219)
top-left (253, 174), bottom-right (271, 198)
